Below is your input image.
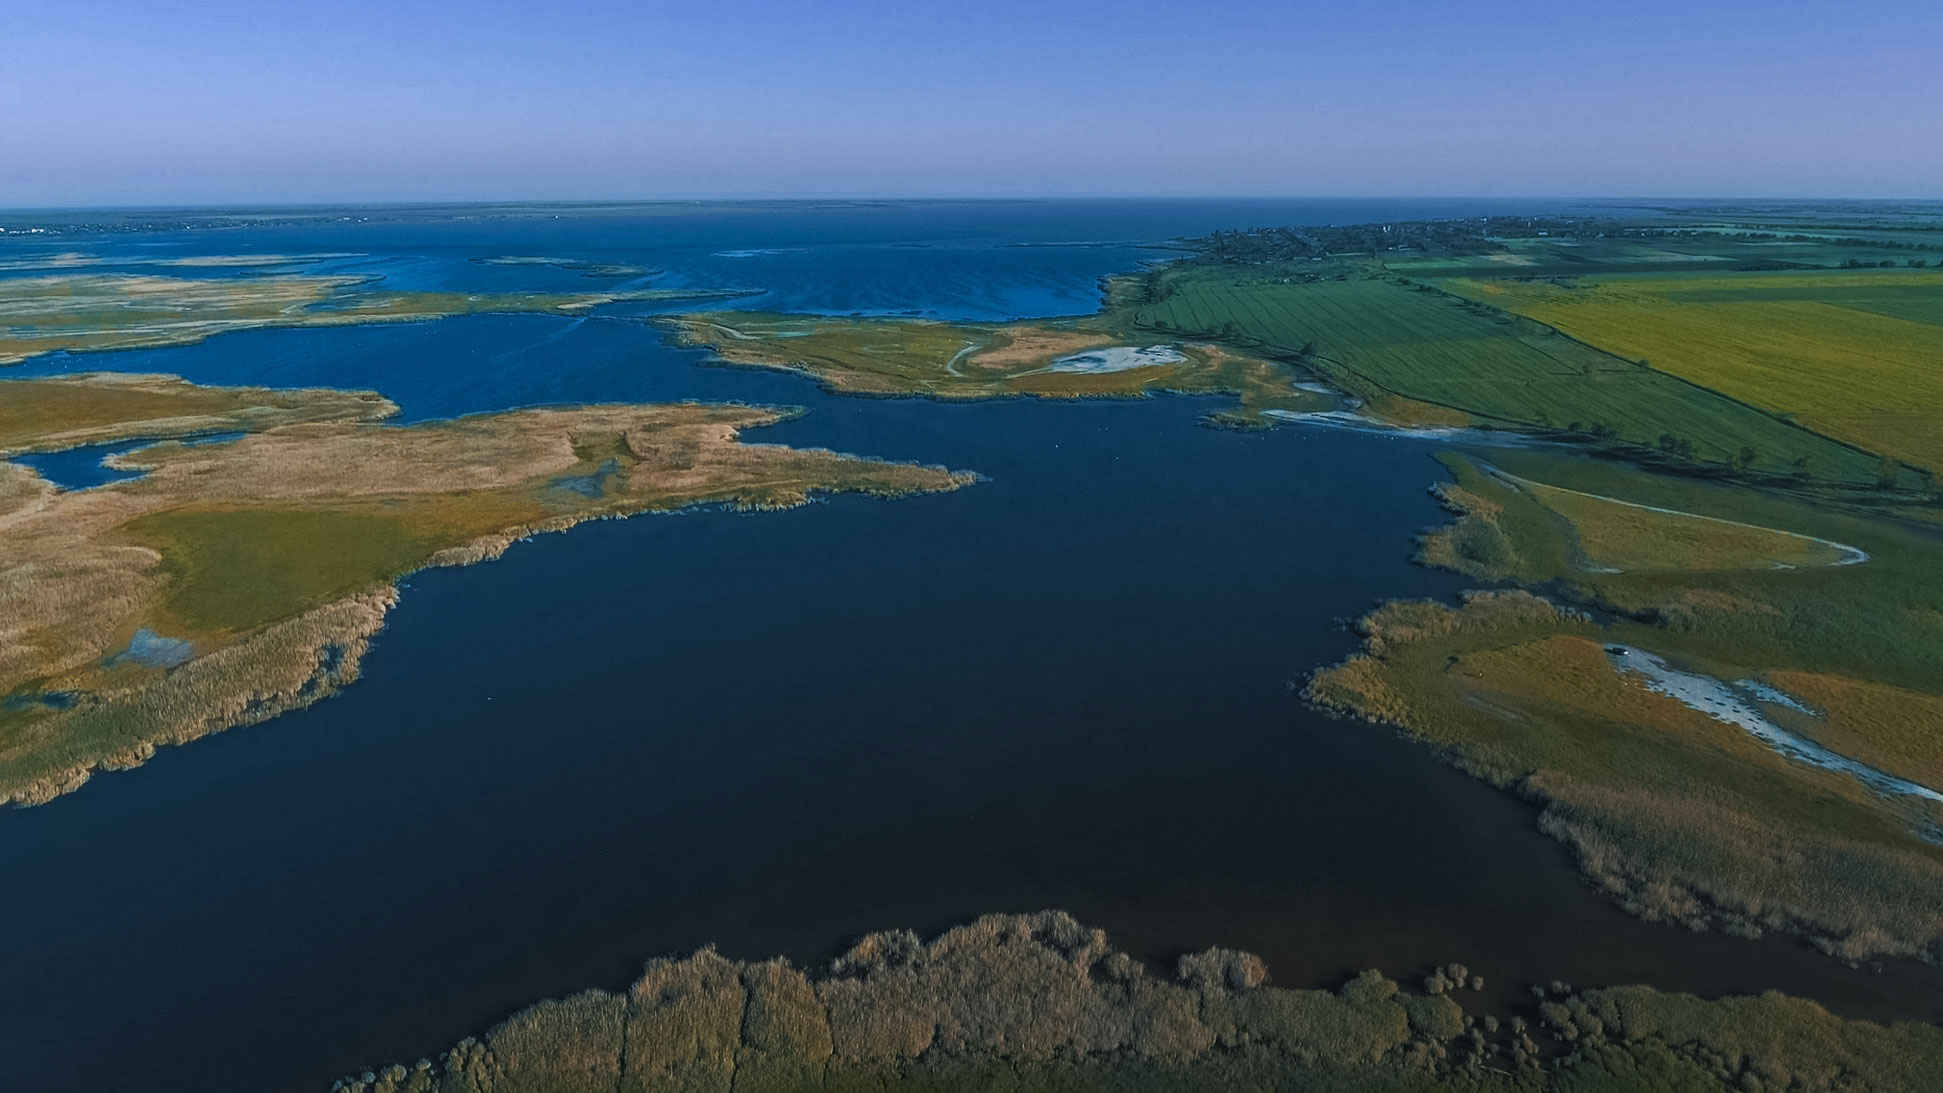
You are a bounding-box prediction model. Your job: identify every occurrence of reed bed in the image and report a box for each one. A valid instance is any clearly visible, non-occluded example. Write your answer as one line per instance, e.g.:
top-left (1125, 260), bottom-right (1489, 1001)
top-left (336, 911), bottom-right (1943, 1093)
top-left (0, 380), bottom-right (973, 807)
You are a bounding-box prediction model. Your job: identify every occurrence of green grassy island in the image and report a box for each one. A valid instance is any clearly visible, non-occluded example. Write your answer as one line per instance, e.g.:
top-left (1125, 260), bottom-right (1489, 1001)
top-left (0, 267), bottom-right (755, 366)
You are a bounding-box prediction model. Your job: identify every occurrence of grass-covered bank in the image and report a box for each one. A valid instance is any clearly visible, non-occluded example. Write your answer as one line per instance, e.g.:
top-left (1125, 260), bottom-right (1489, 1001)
top-left (1160, 214), bottom-right (1943, 965)
top-left (1309, 448), bottom-right (1943, 963)
top-left (657, 311), bottom-right (1328, 424)
top-left (0, 371), bottom-right (398, 454)
top-left (332, 911), bottom-right (1943, 1093)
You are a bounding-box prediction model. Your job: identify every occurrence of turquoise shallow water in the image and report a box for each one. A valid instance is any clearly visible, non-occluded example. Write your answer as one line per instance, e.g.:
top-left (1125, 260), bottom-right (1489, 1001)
top-left (3, 201), bottom-right (1938, 1092)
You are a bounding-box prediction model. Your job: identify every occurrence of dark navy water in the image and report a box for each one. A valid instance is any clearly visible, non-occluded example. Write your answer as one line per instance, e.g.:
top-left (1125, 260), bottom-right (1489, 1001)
top-left (3, 201), bottom-right (1938, 1093)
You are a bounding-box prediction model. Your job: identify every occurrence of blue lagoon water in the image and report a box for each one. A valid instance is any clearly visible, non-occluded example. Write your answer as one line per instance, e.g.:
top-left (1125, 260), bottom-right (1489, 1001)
top-left (11, 438), bottom-right (152, 490)
top-left (2, 201), bottom-right (1937, 1092)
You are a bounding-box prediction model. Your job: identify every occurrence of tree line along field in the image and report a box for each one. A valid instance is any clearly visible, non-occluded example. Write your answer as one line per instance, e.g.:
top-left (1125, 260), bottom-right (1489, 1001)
top-left (1381, 233), bottom-right (1936, 279)
top-left (1125, 268), bottom-right (1887, 484)
top-left (1444, 271), bottom-right (1943, 477)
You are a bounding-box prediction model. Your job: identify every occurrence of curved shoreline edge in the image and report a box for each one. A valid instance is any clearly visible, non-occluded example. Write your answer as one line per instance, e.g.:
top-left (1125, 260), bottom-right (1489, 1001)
top-left (1, 389), bottom-right (977, 810)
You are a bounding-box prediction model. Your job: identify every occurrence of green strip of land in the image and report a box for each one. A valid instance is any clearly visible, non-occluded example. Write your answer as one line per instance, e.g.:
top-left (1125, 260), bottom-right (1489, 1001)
top-left (0, 272), bottom-right (755, 366)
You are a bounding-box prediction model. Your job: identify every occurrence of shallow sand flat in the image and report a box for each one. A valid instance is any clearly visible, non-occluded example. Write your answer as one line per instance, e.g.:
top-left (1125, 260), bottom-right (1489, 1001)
top-left (1036, 344), bottom-right (1186, 374)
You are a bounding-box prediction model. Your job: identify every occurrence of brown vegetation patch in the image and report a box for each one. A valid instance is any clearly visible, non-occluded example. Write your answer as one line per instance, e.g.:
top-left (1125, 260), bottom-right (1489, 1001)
top-left (0, 273), bottom-right (739, 367)
top-left (0, 372), bottom-right (396, 455)
top-left (963, 325), bottom-right (1112, 370)
top-left (0, 378), bottom-right (975, 807)
top-left (336, 911), bottom-right (1943, 1093)
top-left (1762, 671), bottom-right (1943, 789)
top-left (1365, 393), bottom-right (1477, 428)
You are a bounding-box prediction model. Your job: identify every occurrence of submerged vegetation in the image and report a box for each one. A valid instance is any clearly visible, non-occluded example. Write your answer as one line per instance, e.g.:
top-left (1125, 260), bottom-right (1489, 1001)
top-left (335, 911), bottom-right (1943, 1093)
top-left (0, 375), bottom-right (973, 806)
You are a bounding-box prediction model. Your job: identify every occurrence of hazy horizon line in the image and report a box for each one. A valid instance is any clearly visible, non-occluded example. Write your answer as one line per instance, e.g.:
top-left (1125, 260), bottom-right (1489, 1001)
top-left (5, 193), bottom-right (1942, 216)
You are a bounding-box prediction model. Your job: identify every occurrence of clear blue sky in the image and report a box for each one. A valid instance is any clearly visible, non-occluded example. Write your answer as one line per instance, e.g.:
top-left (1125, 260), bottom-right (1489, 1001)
top-left (4, 0), bottom-right (1939, 206)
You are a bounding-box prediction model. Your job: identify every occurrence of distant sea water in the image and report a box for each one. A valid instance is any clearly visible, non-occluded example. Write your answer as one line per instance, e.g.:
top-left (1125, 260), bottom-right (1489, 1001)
top-left (2, 198), bottom-right (1652, 427)
top-left (1, 200), bottom-right (1937, 1093)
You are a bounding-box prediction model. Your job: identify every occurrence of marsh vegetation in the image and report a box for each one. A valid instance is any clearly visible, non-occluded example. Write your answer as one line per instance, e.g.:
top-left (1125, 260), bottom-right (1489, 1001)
top-left (9, 205), bottom-right (1943, 1088)
top-left (0, 271), bottom-right (754, 366)
top-left (334, 911), bottom-right (1943, 1093)
top-left (0, 371), bottom-right (397, 454)
top-left (657, 311), bottom-right (1326, 422)
top-left (0, 375), bottom-right (972, 806)
top-left (1312, 444), bottom-right (1943, 963)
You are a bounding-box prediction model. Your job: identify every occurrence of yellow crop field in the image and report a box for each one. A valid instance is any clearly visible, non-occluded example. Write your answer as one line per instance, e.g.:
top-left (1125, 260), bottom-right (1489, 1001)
top-left (1449, 272), bottom-right (1943, 473)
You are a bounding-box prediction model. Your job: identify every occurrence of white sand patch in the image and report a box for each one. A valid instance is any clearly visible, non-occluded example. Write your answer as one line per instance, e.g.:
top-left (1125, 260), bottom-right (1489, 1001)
top-left (1030, 345), bottom-right (1185, 375)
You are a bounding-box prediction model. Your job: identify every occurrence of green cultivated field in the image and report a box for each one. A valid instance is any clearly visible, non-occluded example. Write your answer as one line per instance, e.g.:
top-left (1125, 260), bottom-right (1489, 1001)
top-left (1127, 269), bottom-right (1883, 481)
top-left (1451, 271), bottom-right (1943, 474)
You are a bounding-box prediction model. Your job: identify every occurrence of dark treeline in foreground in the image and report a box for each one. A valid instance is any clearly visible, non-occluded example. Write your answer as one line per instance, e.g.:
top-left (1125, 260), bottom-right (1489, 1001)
top-left (333, 912), bottom-right (1943, 1093)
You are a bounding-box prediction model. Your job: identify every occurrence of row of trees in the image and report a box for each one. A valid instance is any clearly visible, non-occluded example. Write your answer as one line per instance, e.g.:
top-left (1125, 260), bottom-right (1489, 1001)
top-left (1188, 219), bottom-right (1943, 268)
top-left (1568, 425), bottom-right (1921, 492)
top-left (1842, 257), bottom-right (1931, 268)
